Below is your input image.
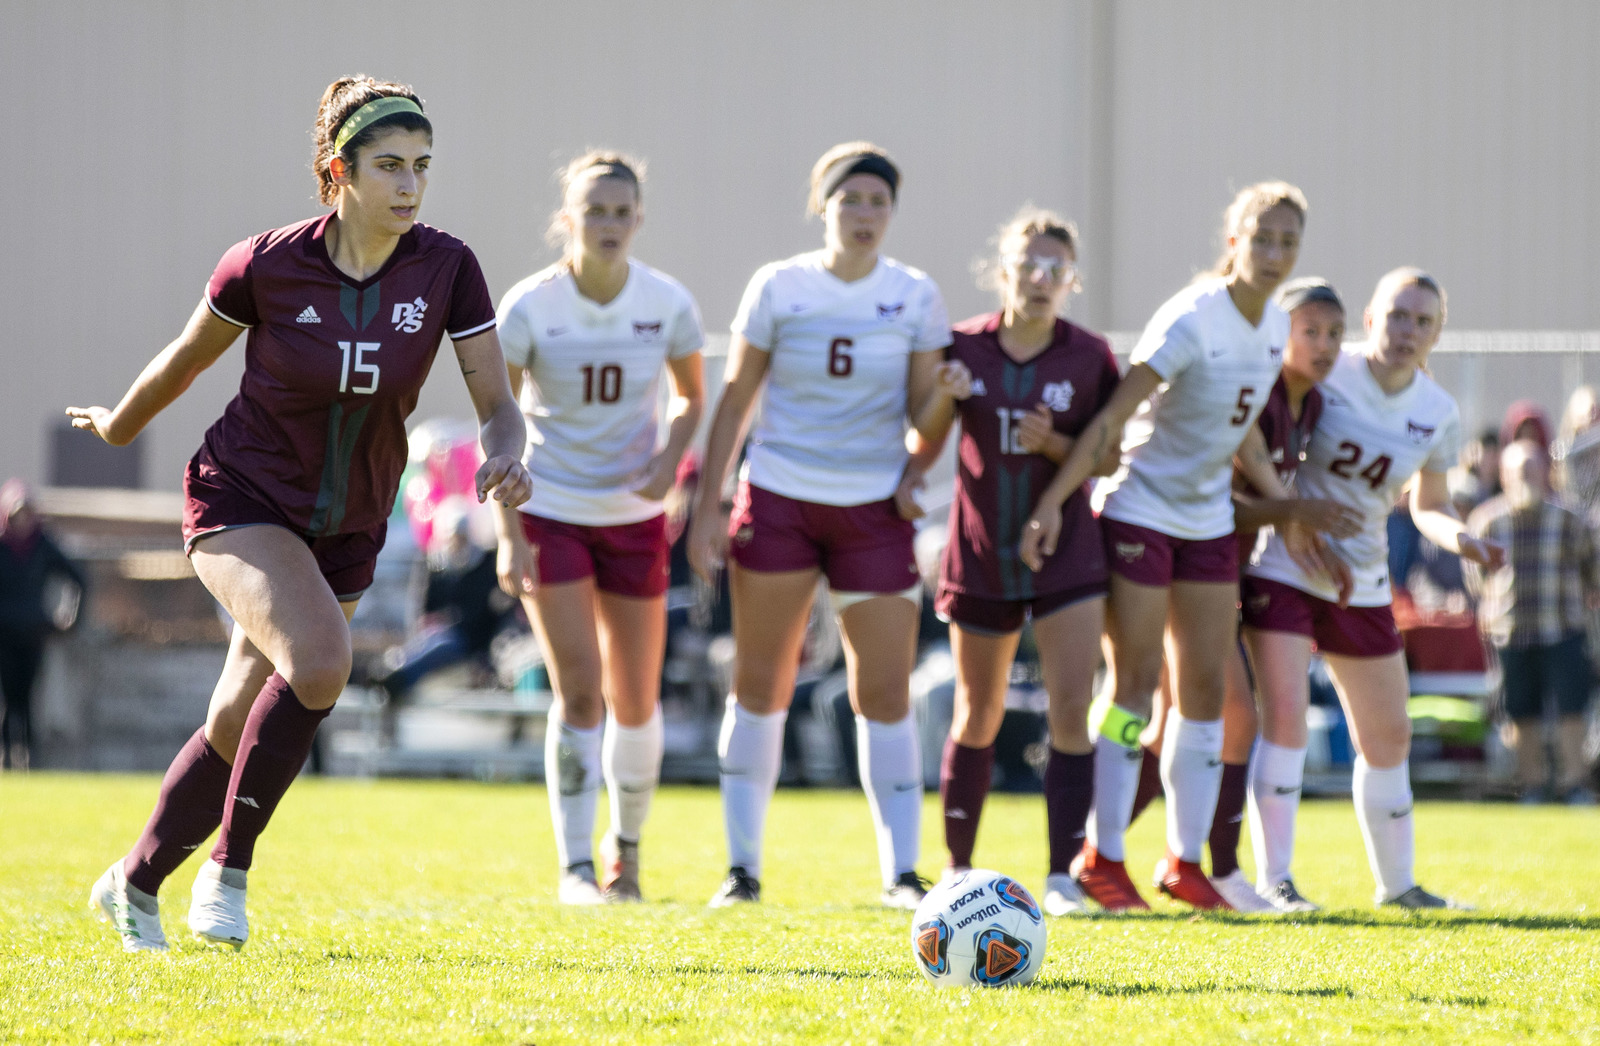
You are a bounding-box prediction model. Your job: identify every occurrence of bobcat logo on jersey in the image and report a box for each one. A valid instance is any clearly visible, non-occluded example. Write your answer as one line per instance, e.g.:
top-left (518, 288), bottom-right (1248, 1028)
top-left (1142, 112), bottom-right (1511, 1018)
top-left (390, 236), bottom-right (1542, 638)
top-left (1269, 344), bottom-right (1284, 362)
top-left (1115, 541), bottom-right (1146, 563)
top-left (877, 302), bottom-right (905, 320)
top-left (1040, 381), bottom-right (1074, 412)
top-left (968, 378), bottom-right (987, 396)
top-left (1406, 420), bottom-right (1436, 444)
top-left (392, 297), bottom-right (427, 333)
top-left (633, 321), bottom-right (662, 340)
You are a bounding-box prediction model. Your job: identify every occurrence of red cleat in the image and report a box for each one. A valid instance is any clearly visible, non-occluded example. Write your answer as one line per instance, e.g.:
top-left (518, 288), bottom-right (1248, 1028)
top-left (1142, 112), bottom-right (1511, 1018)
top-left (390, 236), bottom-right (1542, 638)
top-left (1069, 846), bottom-right (1151, 912)
top-left (1153, 851), bottom-right (1234, 910)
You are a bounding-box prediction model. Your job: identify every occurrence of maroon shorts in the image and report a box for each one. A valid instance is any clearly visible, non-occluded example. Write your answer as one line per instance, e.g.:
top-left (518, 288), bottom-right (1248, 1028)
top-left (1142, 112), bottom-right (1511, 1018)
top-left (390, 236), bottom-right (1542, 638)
top-left (935, 581), bottom-right (1106, 636)
top-left (1101, 517), bottom-right (1238, 586)
top-left (519, 512), bottom-right (669, 598)
top-left (1239, 576), bottom-right (1403, 657)
top-left (182, 452), bottom-right (384, 600)
top-left (728, 482), bottom-right (918, 593)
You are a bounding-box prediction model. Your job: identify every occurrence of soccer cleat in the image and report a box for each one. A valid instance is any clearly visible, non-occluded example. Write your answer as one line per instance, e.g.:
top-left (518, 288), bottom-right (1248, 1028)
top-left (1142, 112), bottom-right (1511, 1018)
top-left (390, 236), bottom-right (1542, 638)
top-left (1208, 870), bottom-right (1277, 913)
top-left (90, 861), bottom-right (168, 953)
top-left (558, 861), bottom-right (606, 906)
top-left (1069, 846), bottom-right (1151, 912)
top-left (1263, 877), bottom-right (1320, 913)
top-left (1153, 851), bottom-right (1234, 910)
top-left (1042, 872), bottom-right (1090, 916)
top-left (881, 871), bottom-right (932, 910)
top-left (708, 866), bottom-right (761, 907)
top-left (940, 864), bottom-right (973, 885)
top-left (1382, 884), bottom-right (1474, 911)
top-left (600, 835), bottom-right (643, 904)
top-left (188, 859), bottom-right (249, 948)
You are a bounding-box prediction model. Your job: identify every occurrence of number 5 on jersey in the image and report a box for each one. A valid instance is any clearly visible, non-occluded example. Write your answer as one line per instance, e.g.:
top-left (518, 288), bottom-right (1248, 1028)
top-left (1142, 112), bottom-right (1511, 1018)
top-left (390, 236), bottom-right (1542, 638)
top-left (336, 340), bottom-right (380, 394)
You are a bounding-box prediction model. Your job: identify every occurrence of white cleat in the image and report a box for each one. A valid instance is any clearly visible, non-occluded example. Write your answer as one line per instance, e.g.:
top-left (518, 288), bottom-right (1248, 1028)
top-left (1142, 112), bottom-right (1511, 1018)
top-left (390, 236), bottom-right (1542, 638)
top-left (90, 861), bottom-right (168, 952)
top-left (188, 859), bottom-right (249, 948)
top-left (1042, 872), bottom-right (1090, 916)
top-left (940, 865), bottom-right (972, 885)
top-left (558, 861), bottom-right (605, 906)
top-left (1209, 870), bottom-right (1278, 913)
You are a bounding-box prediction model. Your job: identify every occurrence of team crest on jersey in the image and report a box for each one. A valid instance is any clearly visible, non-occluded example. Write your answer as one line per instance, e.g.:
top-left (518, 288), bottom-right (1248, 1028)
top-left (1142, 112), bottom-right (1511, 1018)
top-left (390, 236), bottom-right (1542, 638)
top-left (1269, 344), bottom-right (1284, 362)
top-left (877, 302), bottom-right (905, 319)
top-left (968, 378), bottom-right (987, 396)
top-left (392, 297), bottom-right (427, 333)
top-left (1115, 541), bottom-right (1146, 563)
top-left (633, 321), bottom-right (663, 340)
top-left (1040, 381), bottom-right (1074, 412)
top-left (1406, 420), bottom-right (1436, 444)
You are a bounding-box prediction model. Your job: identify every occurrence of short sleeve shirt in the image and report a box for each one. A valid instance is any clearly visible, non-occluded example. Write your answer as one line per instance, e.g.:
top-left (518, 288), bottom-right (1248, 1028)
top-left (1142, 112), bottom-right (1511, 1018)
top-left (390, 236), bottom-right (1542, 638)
top-left (1235, 375), bottom-right (1324, 566)
top-left (497, 259), bottom-right (704, 526)
top-left (939, 313), bottom-right (1121, 601)
top-left (732, 251), bottom-right (950, 506)
top-left (202, 214), bottom-right (495, 536)
top-left (1249, 349), bottom-right (1462, 605)
top-left (1093, 278), bottom-right (1287, 540)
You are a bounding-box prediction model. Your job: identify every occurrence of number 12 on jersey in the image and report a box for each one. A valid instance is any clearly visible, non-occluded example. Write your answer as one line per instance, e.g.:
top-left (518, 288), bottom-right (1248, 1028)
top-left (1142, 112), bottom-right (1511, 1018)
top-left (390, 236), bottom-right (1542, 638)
top-left (996, 408), bottom-right (1030, 455)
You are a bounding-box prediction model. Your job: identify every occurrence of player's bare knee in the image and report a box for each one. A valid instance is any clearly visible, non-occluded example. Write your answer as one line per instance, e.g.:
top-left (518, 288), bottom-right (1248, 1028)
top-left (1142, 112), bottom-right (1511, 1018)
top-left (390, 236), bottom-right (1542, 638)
top-left (282, 642), bottom-right (352, 709)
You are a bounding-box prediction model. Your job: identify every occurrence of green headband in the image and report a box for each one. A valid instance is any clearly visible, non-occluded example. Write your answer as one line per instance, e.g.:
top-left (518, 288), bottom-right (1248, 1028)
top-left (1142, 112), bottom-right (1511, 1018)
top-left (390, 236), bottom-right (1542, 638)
top-left (333, 96), bottom-right (425, 154)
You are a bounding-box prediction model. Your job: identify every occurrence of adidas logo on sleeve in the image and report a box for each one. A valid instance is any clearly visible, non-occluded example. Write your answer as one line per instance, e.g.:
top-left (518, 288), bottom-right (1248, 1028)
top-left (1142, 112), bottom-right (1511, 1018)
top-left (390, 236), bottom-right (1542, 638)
top-left (296, 306), bottom-right (321, 324)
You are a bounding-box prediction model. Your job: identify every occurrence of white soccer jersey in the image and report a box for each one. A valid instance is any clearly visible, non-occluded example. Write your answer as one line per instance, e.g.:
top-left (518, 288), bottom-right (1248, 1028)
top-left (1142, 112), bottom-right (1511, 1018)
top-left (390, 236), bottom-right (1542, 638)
top-left (497, 259), bottom-right (704, 525)
top-left (733, 251), bottom-right (950, 505)
top-left (1093, 278), bottom-right (1287, 540)
top-left (1249, 348), bottom-right (1461, 606)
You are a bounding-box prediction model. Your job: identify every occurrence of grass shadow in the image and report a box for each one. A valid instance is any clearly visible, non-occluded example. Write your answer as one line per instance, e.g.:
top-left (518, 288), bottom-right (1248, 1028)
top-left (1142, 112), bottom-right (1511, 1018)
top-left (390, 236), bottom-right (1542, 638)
top-left (1266, 910), bottom-right (1600, 932)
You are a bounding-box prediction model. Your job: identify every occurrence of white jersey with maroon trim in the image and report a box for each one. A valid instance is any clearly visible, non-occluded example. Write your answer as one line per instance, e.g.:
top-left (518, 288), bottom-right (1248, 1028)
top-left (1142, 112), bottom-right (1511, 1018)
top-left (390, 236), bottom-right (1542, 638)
top-left (733, 251), bottom-right (950, 506)
top-left (1249, 348), bottom-right (1461, 606)
top-left (1093, 278), bottom-right (1287, 540)
top-left (497, 259), bottom-right (704, 525)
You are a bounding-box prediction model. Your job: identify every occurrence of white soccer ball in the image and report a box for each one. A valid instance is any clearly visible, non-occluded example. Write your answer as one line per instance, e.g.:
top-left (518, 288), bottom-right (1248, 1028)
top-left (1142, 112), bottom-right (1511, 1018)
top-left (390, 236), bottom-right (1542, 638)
top-left (910, 869), bottom-right (1047, 988)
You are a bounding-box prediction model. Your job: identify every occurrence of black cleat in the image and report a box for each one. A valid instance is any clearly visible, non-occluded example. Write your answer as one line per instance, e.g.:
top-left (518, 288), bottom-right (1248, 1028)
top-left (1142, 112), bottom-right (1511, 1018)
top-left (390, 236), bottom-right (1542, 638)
top-left (1383, 884), bottom-right (1473, 911)
top-left (881, 871), bottom-right (932, 910)
top-left (1265, 877), bottom-right (1320, 913)
top-left (708, 866), bottom-right (761, 907)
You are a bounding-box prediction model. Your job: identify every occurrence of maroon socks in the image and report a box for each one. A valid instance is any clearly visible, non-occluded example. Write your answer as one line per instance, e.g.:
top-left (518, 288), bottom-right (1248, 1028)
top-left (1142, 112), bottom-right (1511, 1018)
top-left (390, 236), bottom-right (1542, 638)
top-left (1207, 761), bottom-right (1250, 878)
top-left (1044, 748), bottom-right (1095, 874)
top-left (122, 727), bottom-right (234, 896)
top-left (211, 674), bottom-right (330, 872)
top-left (940, 738), bottom-right (995, 868)
top-left (1128, 746), bottom-right (1164, 824)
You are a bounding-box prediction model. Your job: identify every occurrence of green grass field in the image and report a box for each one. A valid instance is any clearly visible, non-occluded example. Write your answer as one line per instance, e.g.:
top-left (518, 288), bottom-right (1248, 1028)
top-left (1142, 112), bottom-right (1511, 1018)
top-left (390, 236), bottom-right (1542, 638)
top-left (2, 774), bottom-right (1597, 1044)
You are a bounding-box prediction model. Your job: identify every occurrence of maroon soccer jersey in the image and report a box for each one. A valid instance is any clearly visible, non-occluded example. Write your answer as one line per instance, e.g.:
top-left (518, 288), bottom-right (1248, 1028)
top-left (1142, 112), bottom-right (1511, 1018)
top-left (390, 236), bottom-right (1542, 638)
top-left (201, 213), bottom-right (495, 536)
top-left (939, 313), bottom-right (1121, 601)
top-left (1236, 375), bottom-right (1324, 567)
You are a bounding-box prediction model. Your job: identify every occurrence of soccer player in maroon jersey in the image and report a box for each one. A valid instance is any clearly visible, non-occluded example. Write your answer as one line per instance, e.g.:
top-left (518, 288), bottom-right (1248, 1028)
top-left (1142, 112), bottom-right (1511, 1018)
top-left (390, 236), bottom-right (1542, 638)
top-left (912, 208), bottom-right (1121, 917)
top-left (70, 76), bottom-right (531, 952)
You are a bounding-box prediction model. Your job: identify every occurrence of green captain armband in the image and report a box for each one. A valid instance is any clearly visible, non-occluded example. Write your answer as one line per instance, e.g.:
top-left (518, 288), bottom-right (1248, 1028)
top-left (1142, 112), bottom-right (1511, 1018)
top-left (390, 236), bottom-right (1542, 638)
top-left (1089, 696), bottom-right (1148, 750)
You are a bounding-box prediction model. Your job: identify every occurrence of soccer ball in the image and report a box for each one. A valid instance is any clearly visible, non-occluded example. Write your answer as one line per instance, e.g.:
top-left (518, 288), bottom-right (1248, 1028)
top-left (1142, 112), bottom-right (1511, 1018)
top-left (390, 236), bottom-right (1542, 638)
top-left (910, 869), bottom-right (1047, 988)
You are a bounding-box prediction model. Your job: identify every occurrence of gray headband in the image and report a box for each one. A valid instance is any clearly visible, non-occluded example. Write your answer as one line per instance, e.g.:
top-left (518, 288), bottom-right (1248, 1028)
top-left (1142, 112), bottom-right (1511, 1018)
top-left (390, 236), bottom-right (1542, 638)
top-left (1276, 277), bottom-right (1343, 314)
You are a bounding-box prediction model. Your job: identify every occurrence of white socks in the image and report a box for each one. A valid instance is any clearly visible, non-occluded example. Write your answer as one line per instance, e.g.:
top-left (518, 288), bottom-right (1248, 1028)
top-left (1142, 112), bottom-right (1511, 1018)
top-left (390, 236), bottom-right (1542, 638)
top-left (1159, 711), bottom-right (1225, 863)
top-left (546, 718), bottom-right (601, 869)
top-left (1248, 740), bottom-right (1307, 889)
top-left (603, 707), bottom-right (663, 844)
top-left (1085, 731), bottom-right (1143, 862)
top-left (856, 714), bottom-right (922, 884)
top-left (718, 696), bottom-right (787, 878)
top-left (1353, 756), bottom-right (1416, 902)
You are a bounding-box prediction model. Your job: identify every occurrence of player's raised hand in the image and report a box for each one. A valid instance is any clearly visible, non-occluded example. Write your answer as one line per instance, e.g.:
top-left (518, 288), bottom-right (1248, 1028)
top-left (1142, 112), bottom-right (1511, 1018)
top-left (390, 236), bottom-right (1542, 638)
top-left (1458, 533), bottom-right (1506, 571)
top-left (1292, 497), bottom-right (1362, 539)
top-left (934, 360), bottom-right (974, 400)
top-left (64, 406), bottom-right (122, 445)
top-left (1019, 503), bottom-right (1061, 572)
top-left (477, 455), bottom-right (533, 508)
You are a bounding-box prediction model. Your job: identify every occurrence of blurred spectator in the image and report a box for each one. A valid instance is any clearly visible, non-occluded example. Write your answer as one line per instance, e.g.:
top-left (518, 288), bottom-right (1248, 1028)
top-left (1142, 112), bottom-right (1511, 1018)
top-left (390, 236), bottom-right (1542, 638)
top-left (0, 480), bottom-right (86, 770)
top-left (1465, 440), bottom-right (1600, 804)
top-left (1499, 400), bottom-right (1552, 458)
top-left (375, 497), bottom-right (516, 701)
top-left (1448, 427), bottom-right (1501, 514)
top-left (1552, 385), bottom-right (1600, 519)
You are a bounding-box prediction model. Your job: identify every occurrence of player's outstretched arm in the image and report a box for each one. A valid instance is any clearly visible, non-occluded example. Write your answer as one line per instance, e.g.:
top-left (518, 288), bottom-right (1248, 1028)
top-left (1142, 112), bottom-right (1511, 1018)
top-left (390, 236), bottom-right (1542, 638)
top-left (1411, 468), bottom-right (1505, 570)
top-left (65, 301), bottom-right (242, 446)
top-left (1018, 362), bottom-right (1161, 571)
top-left (687, 335), bottom-right (770, 580)
top-left (453, 329), bottom-right (532, 508)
